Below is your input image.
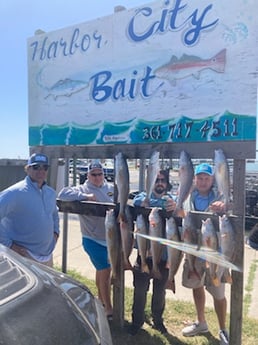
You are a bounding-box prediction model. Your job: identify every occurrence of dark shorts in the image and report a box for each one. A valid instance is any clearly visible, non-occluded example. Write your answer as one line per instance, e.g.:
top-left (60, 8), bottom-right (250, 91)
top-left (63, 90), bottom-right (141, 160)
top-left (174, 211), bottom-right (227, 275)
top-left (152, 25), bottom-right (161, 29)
top-left (82, 237), bottom-right (110, 271)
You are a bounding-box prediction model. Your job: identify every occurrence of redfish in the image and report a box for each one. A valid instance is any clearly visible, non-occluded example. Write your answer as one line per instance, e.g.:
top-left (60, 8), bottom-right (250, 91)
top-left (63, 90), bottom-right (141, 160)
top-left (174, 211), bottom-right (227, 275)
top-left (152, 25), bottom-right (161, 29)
top-left (155, 49), bottom-right (226, 84)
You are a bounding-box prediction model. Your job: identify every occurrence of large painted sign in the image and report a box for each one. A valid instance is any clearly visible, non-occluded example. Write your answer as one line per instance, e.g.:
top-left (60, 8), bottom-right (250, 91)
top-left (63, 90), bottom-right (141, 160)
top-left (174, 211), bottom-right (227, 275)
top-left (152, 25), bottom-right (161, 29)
top-left (28, 0), bottom-right (258, 146)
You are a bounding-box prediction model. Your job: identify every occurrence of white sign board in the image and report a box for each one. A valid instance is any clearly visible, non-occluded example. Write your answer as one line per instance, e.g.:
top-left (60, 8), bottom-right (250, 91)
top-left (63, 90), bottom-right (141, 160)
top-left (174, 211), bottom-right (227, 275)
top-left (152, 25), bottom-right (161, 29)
top-left (28, 0), bottom-right (258, 146)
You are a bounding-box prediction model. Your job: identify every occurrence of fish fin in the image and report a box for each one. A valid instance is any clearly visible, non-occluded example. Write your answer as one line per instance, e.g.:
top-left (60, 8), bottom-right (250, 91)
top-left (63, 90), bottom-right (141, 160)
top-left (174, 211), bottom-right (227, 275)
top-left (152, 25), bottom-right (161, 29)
top-left (165, 279), bottom-right (176, 293)
top-left (123, 260), bottom-right (133, 271)
top-left (212, 276), bottom-right (220, 287)
top-left (173, 207), bottom-right (186, 218)
top-left (141, 263), bottom-right (150, 274)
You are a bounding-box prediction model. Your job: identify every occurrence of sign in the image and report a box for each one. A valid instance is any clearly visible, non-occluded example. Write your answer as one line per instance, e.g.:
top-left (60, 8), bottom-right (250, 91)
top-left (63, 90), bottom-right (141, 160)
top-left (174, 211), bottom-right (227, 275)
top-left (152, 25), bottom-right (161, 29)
top-left (28, 0), bottom-right (258, 146)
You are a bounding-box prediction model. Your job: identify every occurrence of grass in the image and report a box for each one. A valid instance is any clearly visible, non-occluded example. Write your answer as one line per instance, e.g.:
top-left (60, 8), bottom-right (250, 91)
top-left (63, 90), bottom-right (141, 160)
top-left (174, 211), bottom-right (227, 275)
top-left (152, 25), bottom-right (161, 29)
top-left (66, 268), bottom-right (258, 345)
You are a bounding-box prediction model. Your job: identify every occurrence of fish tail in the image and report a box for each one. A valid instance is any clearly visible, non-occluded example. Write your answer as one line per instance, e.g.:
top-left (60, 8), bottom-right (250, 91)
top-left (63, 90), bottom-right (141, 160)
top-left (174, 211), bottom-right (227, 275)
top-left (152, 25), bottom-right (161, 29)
top-left (174, 207), bottom-right (186, 218)
top-left (141, 263), bottom-right (150, 274)
top-left (211, 48), bottom-right (226, 73)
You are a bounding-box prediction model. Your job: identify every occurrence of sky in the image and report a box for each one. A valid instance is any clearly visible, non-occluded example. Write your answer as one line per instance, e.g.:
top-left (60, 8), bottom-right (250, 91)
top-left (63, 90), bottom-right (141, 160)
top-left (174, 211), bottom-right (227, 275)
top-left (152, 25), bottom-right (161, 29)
top-left (0, 0), bottom-right (149, 159)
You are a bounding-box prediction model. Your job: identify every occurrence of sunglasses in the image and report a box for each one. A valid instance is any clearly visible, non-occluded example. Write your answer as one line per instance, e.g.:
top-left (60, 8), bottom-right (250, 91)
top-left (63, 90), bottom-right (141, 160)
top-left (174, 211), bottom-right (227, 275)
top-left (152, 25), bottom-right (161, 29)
top-left (90, 172), bottom-right (103, 177)
top-left (32, 164), bottom-right (49, 171)
top-left (155, 178), bottom-right (166, 183)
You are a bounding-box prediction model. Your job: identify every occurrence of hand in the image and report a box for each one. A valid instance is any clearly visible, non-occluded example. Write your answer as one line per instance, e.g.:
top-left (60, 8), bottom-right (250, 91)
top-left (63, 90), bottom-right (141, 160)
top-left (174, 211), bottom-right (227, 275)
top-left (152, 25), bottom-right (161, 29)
top-left (209, 200), bottom-right (226, 213)
top-left (11, 243), bottom-right (28, 257)
top-left (164, 198), bottom-right (177, 212)
top-left (85, 193), bottom-right (97, 201)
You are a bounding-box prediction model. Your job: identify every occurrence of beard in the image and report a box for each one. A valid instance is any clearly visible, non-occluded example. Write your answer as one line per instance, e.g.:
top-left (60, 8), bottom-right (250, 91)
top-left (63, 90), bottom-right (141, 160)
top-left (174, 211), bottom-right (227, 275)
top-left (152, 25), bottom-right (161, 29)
top-left (154, 185), bottom-right (165, 195)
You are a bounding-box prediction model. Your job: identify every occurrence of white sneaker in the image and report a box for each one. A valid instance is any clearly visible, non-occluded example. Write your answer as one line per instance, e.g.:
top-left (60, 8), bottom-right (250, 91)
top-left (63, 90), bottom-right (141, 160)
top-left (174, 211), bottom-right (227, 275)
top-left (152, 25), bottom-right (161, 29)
top-left (182, 322), bottom-right (209, 337)
top-left (219, 329), bottom-right (229, 345)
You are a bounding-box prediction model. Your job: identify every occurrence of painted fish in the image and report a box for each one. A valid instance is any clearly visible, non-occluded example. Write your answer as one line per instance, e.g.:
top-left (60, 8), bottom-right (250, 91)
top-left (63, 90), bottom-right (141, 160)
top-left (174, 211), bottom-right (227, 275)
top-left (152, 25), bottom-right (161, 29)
top-left (201, 218), bottom-right (219, 286)
top-left (144, 151), bottom-right (160, 206)
top-left (115, 152), bottom-right (130, 222)
top-left (218, 214), bottom-right (235, 283)
top-left (105, 209), bottom-right (120, 280)
top-left (181, 212), bottom-right (200, 279)
top-left (165, 216), bottom-right (183, 293)
top-left (119, 205), bottom-right (134, 270)
top-left (174, 151), bottom-right (194, 217)
top-left (148, 207), bottom-right (164, 279)
top-left (154, 49), bottom-right (226, 84)
top-left (36, 69), bottom-right (88, 99)
top-left (135, 214), bottom-right (150, 274)
top-left (214, 149), bottom-right (231, 210)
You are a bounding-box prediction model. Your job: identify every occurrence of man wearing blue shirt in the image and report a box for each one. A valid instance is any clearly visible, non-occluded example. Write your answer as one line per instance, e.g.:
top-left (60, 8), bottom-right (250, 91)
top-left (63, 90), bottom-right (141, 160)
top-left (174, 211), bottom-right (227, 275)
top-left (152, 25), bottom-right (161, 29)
top-left (0, 153), bottom-right (59, 266)
top-left (128, 169), bottom-right (176, 336)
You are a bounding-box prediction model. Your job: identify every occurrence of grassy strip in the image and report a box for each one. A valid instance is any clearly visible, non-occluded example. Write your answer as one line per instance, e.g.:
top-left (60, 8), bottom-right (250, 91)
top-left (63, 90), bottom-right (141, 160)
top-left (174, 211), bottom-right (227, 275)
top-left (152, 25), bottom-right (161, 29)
top-left (243, 259), bottom-right (258, 317)
top-left (64, 268), bottom-right (258, 345)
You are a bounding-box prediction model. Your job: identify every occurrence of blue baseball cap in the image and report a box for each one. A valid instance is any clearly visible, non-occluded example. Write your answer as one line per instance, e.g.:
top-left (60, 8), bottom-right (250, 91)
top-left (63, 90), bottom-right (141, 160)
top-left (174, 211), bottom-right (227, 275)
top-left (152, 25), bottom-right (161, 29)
top-left (28, 153), bottom-right (49, 166)
top-left (195, 163), bottom-right (213, 176)
top-left (88, 160), bottom-right (103, 172)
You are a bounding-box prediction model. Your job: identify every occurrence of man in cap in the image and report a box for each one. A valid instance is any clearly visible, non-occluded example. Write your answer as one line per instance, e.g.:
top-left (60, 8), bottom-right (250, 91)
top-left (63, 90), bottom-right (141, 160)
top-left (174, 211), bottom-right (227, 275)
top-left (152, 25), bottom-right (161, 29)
top-left (58, 160), bottom-right (114, 319)
top-left (0, 153), bottom-right (59, 266)
top-left (181, 163), bottom-right (229, 345)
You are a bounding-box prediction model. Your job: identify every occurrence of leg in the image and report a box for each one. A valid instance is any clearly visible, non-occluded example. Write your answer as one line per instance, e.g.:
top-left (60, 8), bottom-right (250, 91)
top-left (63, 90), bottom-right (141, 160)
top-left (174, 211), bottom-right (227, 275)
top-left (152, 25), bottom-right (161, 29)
top-left (96, 267), bottom-right (113, 316)
top-left (152, 262), bottom-right (168, 326)
top-left (214, 297), bottom-right (227, 330)
top-left (131, 267), bottom-right (150, 328)
top-left (193, 286), bottom-right (206, 323)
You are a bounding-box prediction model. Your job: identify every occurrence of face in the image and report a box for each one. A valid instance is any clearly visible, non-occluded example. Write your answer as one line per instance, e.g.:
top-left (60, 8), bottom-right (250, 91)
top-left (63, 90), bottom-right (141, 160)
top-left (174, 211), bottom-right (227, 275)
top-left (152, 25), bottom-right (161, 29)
top-left (195, 173), bottom-right (214, 195)
top-left (154, 173), bottom-right (167, 195)
top-left (27, 164), bottom-right (49, 187)
top-left (88, 169), bottom-right (104, 187)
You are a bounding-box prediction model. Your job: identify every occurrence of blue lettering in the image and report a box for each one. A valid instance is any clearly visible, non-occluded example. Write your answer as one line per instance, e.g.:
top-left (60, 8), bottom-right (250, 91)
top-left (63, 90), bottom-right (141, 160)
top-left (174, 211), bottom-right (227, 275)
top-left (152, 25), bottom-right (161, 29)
top-left (127, 0), bottom-right (218, 46)
top-left (90, 67), bottom-right (156, 103)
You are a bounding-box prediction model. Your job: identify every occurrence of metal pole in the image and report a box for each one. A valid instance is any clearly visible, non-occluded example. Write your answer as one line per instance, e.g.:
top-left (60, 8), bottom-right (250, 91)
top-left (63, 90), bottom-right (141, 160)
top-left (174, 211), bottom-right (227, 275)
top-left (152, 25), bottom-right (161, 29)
top-left (62, 158), bottom-right (69, 273)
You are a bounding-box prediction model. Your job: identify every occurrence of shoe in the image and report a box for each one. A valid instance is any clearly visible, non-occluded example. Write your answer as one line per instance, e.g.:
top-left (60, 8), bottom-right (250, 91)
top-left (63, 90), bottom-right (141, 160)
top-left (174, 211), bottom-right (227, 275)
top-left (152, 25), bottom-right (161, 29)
top-left (219, 329), bottom-right (229, 345)
top-left (128, 324), bottom-right (140, 336)
top-left (152, 323), bottom-right (167, 334)
top-left (182, 322), bottom-right (209, 337)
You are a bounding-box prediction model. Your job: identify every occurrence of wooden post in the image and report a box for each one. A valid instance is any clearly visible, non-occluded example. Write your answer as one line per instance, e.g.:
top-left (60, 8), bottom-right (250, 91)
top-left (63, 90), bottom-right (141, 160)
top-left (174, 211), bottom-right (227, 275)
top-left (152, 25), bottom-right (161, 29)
top-left (229, 159), bottom-right (246, 345)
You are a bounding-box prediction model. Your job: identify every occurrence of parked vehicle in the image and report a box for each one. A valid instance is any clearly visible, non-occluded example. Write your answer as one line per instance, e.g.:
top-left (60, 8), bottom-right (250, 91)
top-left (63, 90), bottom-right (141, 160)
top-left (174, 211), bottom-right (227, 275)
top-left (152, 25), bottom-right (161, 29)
top-left (0, 244), bottom-right (113, 345)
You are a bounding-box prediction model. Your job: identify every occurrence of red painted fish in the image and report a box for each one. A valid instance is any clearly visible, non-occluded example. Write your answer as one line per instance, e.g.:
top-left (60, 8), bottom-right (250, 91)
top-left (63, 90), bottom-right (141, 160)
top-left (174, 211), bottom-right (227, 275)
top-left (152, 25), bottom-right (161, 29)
top-left (155, 49), bottom-right (226, 84)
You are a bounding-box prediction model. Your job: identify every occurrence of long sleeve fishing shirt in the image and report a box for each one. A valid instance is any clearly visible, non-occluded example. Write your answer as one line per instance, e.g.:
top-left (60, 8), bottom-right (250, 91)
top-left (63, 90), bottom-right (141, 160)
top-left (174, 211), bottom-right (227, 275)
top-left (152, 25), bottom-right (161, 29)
top-left (0, 176), bottom-right (59, 256)
top-left (58, 180), bottom-right (114, 243)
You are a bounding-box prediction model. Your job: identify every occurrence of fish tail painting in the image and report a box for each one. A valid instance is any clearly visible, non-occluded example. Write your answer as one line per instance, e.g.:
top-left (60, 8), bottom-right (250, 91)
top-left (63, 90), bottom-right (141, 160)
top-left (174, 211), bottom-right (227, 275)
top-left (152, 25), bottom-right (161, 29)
top-left (154, 49), bottom-right (226, 84)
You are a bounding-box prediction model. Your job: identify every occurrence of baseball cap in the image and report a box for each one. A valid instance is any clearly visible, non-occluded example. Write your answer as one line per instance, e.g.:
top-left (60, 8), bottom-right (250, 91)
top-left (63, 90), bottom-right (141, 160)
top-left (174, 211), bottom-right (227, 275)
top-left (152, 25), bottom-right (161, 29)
top-left (195, 163), bottom-right (213, 176)
top-left (88, 160), bottom-right (103, 172)
top-left (27, 153), bottom-right (49, 166)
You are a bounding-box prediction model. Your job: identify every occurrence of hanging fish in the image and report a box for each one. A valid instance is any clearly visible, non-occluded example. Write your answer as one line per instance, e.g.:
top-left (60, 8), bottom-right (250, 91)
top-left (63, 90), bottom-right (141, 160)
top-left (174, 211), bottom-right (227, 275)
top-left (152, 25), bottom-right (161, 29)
top-left (201, 218), bottom-right (220, 286)
top-left (135, 214), bottom-right (150, 274)
top-left (144, 151), bottom-right (160, 206)
top-left (105, 209), bottom-right (120, 280)
top-left (214, 149), bottom-right (231, 210)
top-left (165, 216), bottom-right (183, 293)
top-left (119, 205), bottom-right (134, 270)
top-left (115, 152), bottom-right (130, 222)
top-left (148, 208), bottom-right (164, 279)
top-left (174, 151), bottom-right (194, 217)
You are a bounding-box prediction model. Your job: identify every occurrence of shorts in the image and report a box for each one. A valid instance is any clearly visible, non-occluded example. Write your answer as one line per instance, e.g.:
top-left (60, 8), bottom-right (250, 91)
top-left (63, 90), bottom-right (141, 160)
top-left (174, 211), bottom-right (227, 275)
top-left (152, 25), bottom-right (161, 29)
top-left (82, 237), bottom-right (110, 271)
top-left (182, 257), bottom-right (226, 300)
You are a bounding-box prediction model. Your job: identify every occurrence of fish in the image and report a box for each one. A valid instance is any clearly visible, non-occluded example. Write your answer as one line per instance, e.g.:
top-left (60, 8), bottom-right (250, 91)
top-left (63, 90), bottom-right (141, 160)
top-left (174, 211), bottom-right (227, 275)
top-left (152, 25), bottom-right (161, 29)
top-left (154, 49), bottom-right (226, 85)
top-left (214, 149), bottom-right (231, 210)
top-left (165, 216), bottom-right (183, 293)
top-left (218, 214), bottom-right (236, 283)
top-left (181, 212), bottom-right (201, 279)
top-left (115, 152), bottom-right (130, 222)
top-left (201, 218), bottom-right (219, 286)
top-left (174, 151), bottom-right (194, 217)
top-left (119, 205), bottom-right (134, 270)
top-left (148, 207), bottom-right (164, 279)
top-left (36, 68), bottom-right (88, 99)
top-left (144, 151), bottom-right (160, 206)
top-left (105, 209), bottom-right (120, 280)
top-left (135, 214), bottom-right (150, 274)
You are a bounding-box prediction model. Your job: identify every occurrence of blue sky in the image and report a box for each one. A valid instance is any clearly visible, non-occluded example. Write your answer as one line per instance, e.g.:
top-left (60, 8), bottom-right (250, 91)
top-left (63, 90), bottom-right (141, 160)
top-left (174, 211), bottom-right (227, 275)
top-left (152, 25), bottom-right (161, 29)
top-left (0, 0), bottom-right (147, 159)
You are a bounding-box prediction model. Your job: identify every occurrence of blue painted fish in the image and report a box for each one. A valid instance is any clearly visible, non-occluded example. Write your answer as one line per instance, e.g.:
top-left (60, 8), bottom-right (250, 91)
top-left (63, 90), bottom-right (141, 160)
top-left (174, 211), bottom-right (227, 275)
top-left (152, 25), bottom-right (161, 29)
top-left (36, 69), bottom-right (88, 99)
top-left (154, 49), bottom-right (226, 84)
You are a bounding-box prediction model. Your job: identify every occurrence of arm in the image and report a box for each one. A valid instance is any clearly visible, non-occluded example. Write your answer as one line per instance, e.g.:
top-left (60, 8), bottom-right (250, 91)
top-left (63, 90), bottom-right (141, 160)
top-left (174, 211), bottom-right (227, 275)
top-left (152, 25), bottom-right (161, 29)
top-left (58, 185), bottom-right (96, 201)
